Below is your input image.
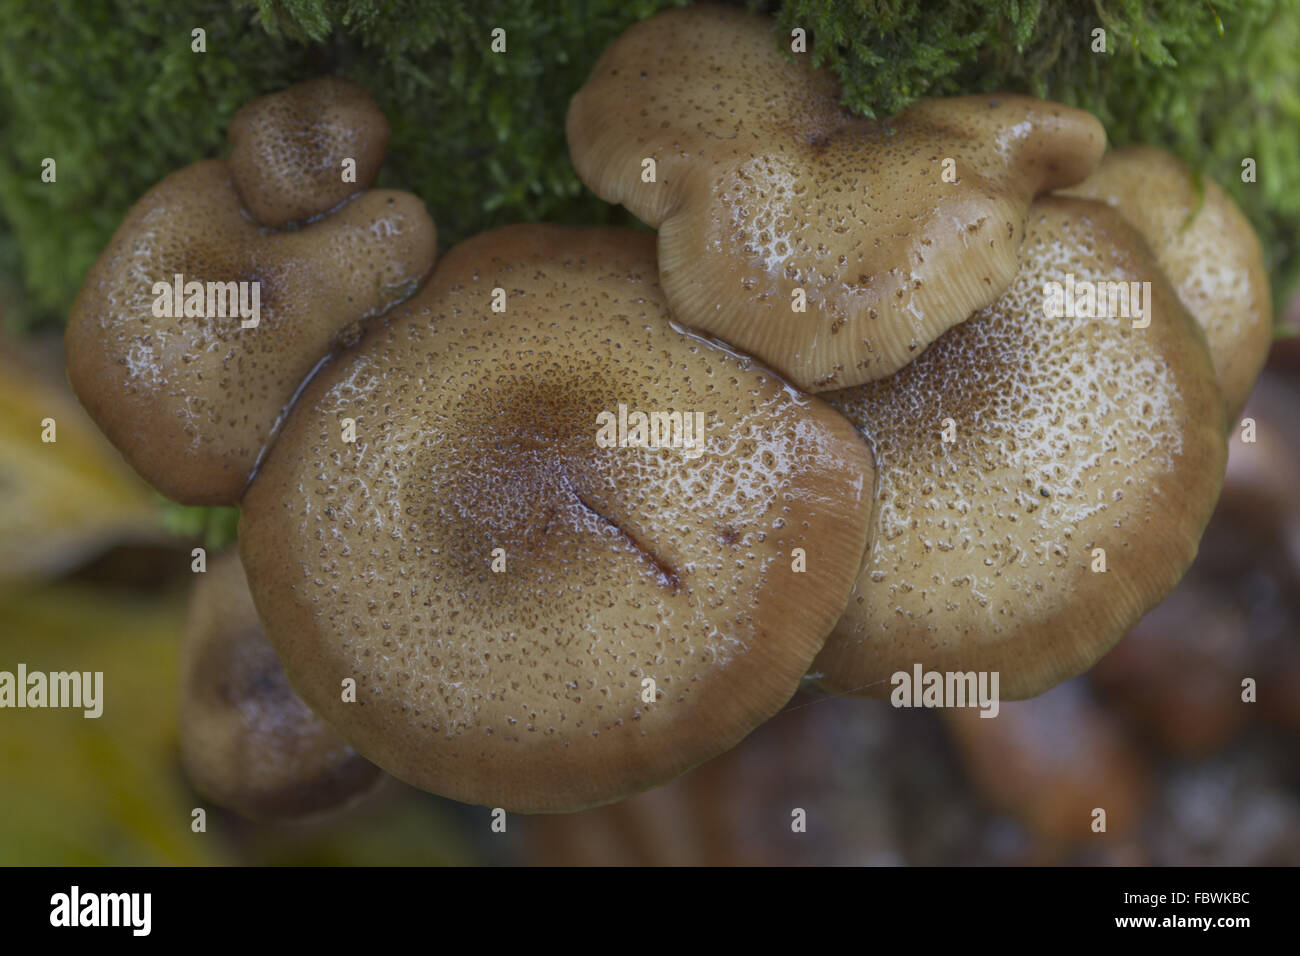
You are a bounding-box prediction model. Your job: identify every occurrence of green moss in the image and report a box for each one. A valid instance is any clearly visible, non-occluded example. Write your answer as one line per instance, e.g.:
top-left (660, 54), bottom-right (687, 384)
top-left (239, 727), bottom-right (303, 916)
top-left (763, 0), bottom-right (1300, 308)
top-left (1, 0), bottom-right (1296, 543)
top-left (0, 1), bottom-right (317, 330)
top-left (2, 0), bottom-right (1296, 334)
top-left (159, 501), bottom-right (240, 551)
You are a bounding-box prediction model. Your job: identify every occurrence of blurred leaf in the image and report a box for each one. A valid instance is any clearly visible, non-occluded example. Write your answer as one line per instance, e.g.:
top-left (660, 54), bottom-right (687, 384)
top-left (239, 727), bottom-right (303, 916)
top-left (0, 582), bottom-right (218, 864)
top-left (0, 337), bottom-right (162, 589)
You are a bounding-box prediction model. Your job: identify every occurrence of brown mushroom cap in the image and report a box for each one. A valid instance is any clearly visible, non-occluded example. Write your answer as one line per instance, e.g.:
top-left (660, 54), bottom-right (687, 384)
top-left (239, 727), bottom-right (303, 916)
top-left (229, 77), bottom-right (390, 228)
top-left (566, 5), bottom-right (1106, 391)
top-left (180, 550), bottom-right (381, 821)
top-left (1060, 146), bottom-right (1271, 419)
top-left (66, 159), bottom-right (435, 504)
top-left (814, 196), bottom-right (1227, 700)
top-left (238, 224), bottom-right (876, 813)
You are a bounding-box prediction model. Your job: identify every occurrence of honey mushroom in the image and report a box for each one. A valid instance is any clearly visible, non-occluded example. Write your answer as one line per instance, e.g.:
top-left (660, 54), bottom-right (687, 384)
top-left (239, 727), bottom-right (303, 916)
top-left (814, 197), bottom-right (1227, 700)
top-left (66, 80), bottom-right (435, 505)
top-left (229, 77), bottom-right (390, 228)
top-left (237, 224), bottom-right (877, 813)
top-left (567, 5), bottom-right (1106, 391)
top-left (941, 679), bottom-right (1149, 855)
top-left (1060, 145), bottom-right (1273, 419)
top-left (1089, 574), bottom-right (1251, 757)
top-left (181, 550), bottom-right (382, 821)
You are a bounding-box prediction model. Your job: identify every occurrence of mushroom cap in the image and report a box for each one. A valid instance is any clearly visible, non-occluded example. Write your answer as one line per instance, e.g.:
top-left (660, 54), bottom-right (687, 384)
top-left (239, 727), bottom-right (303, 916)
top-left (180, 550), bottom-right (381, 821)
top-left (1060, 145), bottom-right (1272, 419)
top-left (65, 159), bottom-right (436, 505)
top-left (815, 196), bottom-right (1227, 700)
top-left (238, 224), bottom-right (876, 813)
top-left (228, 76), bottom-right (390, 228)
top-left (566, 5), bottom-right (1106, 391)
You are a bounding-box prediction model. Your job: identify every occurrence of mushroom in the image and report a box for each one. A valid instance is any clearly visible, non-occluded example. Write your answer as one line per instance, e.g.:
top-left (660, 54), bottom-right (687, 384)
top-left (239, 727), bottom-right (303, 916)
top-left (567, 5), bottom-right (1106, 391)
top-left (1060, 145), bottom-right (1272, 419)
top-left (521, 694), bottom-right (906, 865)
top-left (1089, 572), bottom-right (1251, 756)
top-left (1210, 372), bottom-right (1300, 582)
top-left (1206, 371), bottom-right (1300, 734)
top-left (180, 549), bottom-right (382, 821)
top-left (814, 196), bottom-right (1227, 700)
top-left (237, 224), bottom-right (877, 813)
top-left (229, 76), bottom-right (390, 228)
top-left (941, 679), bottom-right (1149, 849)
top-left (65, 159), bottom-right (436, 504)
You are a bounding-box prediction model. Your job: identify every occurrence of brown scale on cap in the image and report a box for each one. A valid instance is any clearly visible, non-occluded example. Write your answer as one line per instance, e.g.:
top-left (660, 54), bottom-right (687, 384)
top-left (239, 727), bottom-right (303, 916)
top-left (66, 160), bottom-right (435, 505)
top-left (181, 550), bottom-right (382, 821)
top-left (229, 77), bottom-right (390, 228)
top-left (566, 5), bottom-right (1106, 391)
top-left (1061, 145), bottom-right (1272, 419)
top-left (238, 224), bottom-right (876, 813)
top-left (816, 197), bottom-right (1227, 700)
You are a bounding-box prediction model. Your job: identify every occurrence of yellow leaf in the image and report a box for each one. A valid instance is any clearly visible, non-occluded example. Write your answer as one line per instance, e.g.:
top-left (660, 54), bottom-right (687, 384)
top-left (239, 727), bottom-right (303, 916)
top-left (0, 338), bottom-right (160, 588)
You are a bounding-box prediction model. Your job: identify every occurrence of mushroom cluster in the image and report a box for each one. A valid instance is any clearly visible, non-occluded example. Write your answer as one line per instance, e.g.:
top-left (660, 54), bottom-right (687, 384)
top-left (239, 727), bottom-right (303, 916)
top-left (65, 77), bottom-right (436, 504)
top-left (67, 6), bottom-right (1273, 817)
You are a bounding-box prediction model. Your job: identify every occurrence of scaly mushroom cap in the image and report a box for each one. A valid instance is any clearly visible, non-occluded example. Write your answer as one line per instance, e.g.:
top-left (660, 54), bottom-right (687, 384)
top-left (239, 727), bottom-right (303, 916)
top-left (566, 5), bottom-right (1106, 391)
top-left (1060, 145), bottom-right (1272, 419)
top-left (229, 77), bottom-right (390, 227)
top-left (238, 224), bottom-right (876, 813)
top-left (815, 196), bottom-right (1226, 700)
top-left (66, 159), bottom-right (435, 505)
top-left (180, 550), bottom-right (381, 821)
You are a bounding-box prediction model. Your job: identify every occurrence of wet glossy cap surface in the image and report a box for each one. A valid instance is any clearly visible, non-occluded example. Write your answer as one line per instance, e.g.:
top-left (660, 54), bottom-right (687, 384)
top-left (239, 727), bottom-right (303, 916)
top-left (567, 5), bottom-right (1106, 390)
top-left (239, 225), bottom-right (876, 812)
top-left (817, 197), bottom-right (1226, 699)
top-left (66, 160), bottom-right (435, 504)
top-left (1061, 145), bottom-right (1272, 419)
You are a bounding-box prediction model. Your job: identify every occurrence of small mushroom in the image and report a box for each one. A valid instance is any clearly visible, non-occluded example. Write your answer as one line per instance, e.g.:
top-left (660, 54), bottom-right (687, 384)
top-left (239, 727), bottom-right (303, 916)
top-left (66, 159), bottom-right (435, 504)
top-left (180, 550), bottom-right (382, 821)
top-left (941, 679), bottom-right (1149, 848)
top-left (567, 5), bottom-right (1106, 390)
top-left (1211, 373), bottom-right (1300, 581)
top-left (815, 197), bottom-right (1227, 699)
top-left (229, 76), bottom-right (390, 228)
top-left (521, 695), bottom-right (905, 865)
top-left (1090, 573), bottom-right (1251, 756)
top-left (238, 225), bottom-right (877, 813)
top-left (1060, 145), bottom-right (1272, 418)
